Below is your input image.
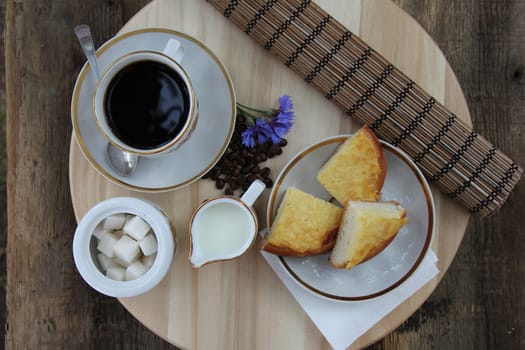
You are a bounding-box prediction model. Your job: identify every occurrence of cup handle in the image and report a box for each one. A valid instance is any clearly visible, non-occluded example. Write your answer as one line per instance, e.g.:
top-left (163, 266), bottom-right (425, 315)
top-left (240, 179), bottom-right (266, 207)
top-left (163, 38), bottom-right (184, 63)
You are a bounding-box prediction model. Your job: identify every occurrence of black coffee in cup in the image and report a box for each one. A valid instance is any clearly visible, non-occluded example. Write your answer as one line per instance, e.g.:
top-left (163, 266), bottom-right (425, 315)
top-left (104, 60), bottom-right (190, 150)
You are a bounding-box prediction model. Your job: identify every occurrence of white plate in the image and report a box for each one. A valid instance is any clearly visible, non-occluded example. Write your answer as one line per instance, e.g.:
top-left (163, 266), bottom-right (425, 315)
top-left (266, 135), bottom-right (435, 301)
top-left (71, 28), bottom-right (236, 192)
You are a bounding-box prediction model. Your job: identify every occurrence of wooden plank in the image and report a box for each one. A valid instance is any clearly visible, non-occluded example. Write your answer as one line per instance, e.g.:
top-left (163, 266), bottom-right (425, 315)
top-left (0, 0), bottom-right (6, 347)
top-left (5, 0), bottom-right (178, 348)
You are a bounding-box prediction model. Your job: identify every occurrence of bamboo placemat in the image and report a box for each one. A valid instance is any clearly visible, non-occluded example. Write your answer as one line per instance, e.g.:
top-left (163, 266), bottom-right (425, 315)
top-left (206, 0), bottom-right (522, 217)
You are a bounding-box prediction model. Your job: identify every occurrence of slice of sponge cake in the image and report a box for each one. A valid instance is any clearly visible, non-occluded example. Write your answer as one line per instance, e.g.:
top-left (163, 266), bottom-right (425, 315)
top-left (262, 187), bottom-right (343, 256)
top-left (329, 200), bottom-right (407, 270)
top-left (317, 125), bottom-right (386, 205)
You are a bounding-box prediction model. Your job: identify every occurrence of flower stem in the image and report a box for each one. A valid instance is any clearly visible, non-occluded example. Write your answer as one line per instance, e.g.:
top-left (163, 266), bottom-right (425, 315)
top-left (236, 107), bottom-right (257, 125)
top-left (236, 102), bottom-right (270, 115)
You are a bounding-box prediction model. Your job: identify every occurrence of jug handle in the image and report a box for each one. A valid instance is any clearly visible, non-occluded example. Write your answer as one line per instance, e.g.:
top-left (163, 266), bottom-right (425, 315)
top-left (240, 180), bottom-right (266, 207)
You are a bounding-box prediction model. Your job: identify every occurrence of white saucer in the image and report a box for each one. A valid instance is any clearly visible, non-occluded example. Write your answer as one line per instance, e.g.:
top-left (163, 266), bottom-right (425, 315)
top-left (266, 135), bottom-right (435, 301)
top-left (71, 28), bottom-right (236, 192)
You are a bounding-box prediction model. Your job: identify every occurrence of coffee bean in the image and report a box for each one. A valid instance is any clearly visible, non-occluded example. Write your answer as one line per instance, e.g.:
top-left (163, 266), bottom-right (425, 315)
top-left (241, 149), bottom-right (251, 158)
top-left (235, 156), bottom-right (246, 166)
top-left (210, 170), bottom-right (220, 180)
top-left (256, 143), bottom-right (267, 153)
top-left (245, 158), bottom-right (255, 168)
top-left (268, 147), bottom-right (282, 158)
top-left (204, 113), bottom-right (289, 193)
top-left (260, 167), bottom-right (270, 178)
top-left (269, 144), bottom-right (280, 154)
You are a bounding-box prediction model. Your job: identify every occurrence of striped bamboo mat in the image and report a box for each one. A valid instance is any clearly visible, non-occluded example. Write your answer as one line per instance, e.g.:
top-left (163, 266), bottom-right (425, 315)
top-left (206, 0), bottom-right (522, 217)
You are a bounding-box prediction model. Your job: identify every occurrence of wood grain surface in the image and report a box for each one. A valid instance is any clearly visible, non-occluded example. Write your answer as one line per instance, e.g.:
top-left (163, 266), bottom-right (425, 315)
top-left (5, 1), bottom-right (524, 350)
top-left (0, 0), bottom-right (6, 347)
top-left (66, 0), bottom-right (470, 349)
top-left (68, 0), bottom-right (470, 348)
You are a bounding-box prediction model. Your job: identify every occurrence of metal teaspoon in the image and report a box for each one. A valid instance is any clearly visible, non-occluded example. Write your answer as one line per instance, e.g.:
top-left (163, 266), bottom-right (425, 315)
top-left (74, 24), bottom-right (139, 177)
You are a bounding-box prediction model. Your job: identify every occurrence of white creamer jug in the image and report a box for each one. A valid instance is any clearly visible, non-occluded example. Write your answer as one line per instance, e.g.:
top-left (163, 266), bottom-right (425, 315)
top-left (189, 180), bottom-right (265, 267)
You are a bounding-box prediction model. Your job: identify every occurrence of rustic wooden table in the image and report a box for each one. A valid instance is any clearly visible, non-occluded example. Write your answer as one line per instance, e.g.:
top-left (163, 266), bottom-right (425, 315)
top-left (5, 1), bottom-right (524, 349)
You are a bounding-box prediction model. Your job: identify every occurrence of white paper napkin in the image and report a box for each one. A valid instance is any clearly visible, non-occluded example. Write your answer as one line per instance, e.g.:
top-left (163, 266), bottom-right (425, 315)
top-left (261, 249), bottom-right (439, 350)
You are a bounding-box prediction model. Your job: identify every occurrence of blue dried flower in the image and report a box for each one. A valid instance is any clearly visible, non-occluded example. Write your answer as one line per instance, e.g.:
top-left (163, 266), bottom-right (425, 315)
top-left (238, 95), bottom-right (295, 148)
top-left (278, 94), bottom-right (294, 114)
top-left (241, 119), bottom-right (273, 148)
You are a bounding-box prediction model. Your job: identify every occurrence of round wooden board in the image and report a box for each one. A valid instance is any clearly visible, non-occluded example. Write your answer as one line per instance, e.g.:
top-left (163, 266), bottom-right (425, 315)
top-left (69, 0), bottom-right (471, 348)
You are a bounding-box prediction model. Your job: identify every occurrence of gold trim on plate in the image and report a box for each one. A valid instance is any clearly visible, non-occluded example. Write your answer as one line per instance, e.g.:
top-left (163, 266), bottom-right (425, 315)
top-left (268, 136), bottom-right (434, 301)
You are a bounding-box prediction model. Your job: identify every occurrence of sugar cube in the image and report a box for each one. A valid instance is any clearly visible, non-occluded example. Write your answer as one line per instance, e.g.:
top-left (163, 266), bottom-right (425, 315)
top-left (124, 214), bottom-right (134, 225)
top-left (102, 213), bottom-right (126, 230)
top-left (114, 256), bottom-right (133, 267)
top-left (142, 253), bottom-right (157, 268)
top-left (139, 234), bottom-right (158, 256)
top-left (106, 266), bottom-right (125, 281)
top-left (125, 261), bottom-right (149, 281)
top-left (96, 232), bottom-right (119, 258)
top-left (93, 226), bottom-right (111, 240)
top-left (97, 253), bottom-right (118, 271)
top-left (113, 235), bottom-right (140, 265)
top-left (123, 215), bottom-right (151, 241)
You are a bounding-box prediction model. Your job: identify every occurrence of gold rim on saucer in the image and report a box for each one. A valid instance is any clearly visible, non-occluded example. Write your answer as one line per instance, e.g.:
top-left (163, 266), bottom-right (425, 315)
top-left (71, 28), bottom-right (236, 192)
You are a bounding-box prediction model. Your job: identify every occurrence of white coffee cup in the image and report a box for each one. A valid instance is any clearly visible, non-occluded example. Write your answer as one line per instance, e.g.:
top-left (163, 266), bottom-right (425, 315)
top-left (93, 39), bottom-right (199, 157)
top-left (189, 180), bottom-right (266, 268)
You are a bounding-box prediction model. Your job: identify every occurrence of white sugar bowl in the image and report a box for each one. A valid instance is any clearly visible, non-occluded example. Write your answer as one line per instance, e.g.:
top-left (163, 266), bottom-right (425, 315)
top-left (73, 197), bottom-right (175, 297)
